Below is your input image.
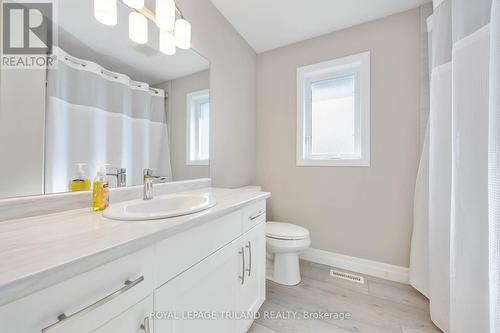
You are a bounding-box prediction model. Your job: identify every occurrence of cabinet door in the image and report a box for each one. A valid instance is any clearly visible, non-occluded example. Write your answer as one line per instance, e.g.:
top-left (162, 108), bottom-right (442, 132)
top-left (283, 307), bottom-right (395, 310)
top-left (93, 295), bottom-right (153, 333)
top-left (154, 239), bottom-right (242, 333)
top-left (235, 222), bottom-right (266, 332)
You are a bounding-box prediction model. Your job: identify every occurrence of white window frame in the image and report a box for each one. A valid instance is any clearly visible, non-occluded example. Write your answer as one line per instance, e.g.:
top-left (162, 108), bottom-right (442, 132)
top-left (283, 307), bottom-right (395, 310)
top-left (186, 89), bottom-right (210, 166)
top-left (296, 51), bottom-right (371, 167)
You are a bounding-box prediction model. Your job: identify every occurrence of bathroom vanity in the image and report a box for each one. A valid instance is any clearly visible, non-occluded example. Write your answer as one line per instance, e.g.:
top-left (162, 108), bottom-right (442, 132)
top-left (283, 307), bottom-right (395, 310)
top-left (0, 1), bottom-right (269, 331)
top-left (0, 186), bottom-right (269, 333)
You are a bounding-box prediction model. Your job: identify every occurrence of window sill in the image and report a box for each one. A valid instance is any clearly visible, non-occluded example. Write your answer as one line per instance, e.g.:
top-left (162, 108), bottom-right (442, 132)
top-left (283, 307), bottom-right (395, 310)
top-left (296, 158), bottom-right (370, 167)
top-left (186, 160), bottom-right (209, 166)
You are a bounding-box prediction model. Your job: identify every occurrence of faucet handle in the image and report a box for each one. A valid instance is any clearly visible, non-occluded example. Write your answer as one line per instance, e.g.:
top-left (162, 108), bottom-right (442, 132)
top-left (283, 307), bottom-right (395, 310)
top-left (143, 169), bottom-right (154, 177)
top-left (107, 166), bottom-right (126, 173)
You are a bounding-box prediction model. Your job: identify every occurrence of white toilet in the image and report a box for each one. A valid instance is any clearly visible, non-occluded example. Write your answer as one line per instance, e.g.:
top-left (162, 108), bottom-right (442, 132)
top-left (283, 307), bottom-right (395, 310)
top-left (266, 222), bottom-right (311, 286)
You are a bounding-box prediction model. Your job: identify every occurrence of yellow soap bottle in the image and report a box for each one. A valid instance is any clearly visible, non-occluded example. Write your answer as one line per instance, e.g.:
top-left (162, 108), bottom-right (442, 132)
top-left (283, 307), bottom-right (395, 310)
top-left (92, 165), bottom-right (109, 212)
top-left (69, 163), bottom-right (91, 192)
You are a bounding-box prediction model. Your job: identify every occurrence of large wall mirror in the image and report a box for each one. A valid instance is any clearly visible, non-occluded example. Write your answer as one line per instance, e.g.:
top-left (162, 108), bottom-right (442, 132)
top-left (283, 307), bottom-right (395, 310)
top-left (0, 0), bottom-right (210, 199)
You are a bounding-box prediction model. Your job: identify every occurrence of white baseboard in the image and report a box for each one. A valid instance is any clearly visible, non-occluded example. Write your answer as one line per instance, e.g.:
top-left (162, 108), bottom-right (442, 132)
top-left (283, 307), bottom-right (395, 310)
top-left (300, 248), bottom-right (409, 284)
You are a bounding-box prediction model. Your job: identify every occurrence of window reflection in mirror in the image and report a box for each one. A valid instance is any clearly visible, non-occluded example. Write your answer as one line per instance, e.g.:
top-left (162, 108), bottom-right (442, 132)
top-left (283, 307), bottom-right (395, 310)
top-left (187, 89), bottom-right (210, 165)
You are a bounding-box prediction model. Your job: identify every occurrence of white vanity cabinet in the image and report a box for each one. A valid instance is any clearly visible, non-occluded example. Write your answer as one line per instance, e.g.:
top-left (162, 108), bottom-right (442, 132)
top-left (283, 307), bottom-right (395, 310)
top-left (0, 246), bottom-right (156, 333)
top-left (235, 222), bottom-right (266, 333)
top-left (154, 233), bottom-right (241, 332)
top-left (0, 198), bottom-right (267, 333)
top-left (93, 295), bottom-right (153, 333)
top-left (154, 221), bottom-right (266, 333)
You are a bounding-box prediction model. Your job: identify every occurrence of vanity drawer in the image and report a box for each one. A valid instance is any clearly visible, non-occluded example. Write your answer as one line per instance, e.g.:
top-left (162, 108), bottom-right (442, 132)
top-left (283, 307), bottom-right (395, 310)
top-left (93, 294), bottom-right (153, 333)
top-left (0, 246), bottom-right (154, 333)
top-left (242, 200), bottom-right (266, 232)
top-left (155, 210), bottom-right (242, 286)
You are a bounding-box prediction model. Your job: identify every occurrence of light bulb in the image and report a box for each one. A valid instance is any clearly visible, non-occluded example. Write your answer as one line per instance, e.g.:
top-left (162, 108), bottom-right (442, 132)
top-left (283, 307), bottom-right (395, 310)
top-left (129, 12), bottom-right (148, 44)
top-left (94, 0), bottom-right (117, 26)
top-left (123, 0), bottom-right (144, 9)
top-left (155, 0), bottom-right (175, 31)
top-left (175, 19), bottom-right (191, 49)
top-left (160, 29), bottom-right (176, 55)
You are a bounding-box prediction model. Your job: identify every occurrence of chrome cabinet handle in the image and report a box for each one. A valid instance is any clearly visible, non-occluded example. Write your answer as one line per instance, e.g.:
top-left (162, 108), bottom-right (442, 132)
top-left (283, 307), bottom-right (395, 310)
top-left (140, 316), bottom-right (151, 333)
top-left (249, 210), bottom-right (265, 220)
top-left (245, 241), bottom-right (252, 277)
top-left (239, 247), bottom-right (245, 285)
top-left (41, 276), bottom-right (145, 333)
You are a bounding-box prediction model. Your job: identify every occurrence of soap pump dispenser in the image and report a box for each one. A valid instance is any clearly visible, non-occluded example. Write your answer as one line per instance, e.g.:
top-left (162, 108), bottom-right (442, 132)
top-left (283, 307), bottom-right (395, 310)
top-left (69, 163), bottom-right (91, 192)
top-left (92, 164), bottom-right (110, 212)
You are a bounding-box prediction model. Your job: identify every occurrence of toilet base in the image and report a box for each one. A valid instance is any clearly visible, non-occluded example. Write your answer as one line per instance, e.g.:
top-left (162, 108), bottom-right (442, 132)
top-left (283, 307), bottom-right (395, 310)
top-left (272, 253), bottom-right (301, 286)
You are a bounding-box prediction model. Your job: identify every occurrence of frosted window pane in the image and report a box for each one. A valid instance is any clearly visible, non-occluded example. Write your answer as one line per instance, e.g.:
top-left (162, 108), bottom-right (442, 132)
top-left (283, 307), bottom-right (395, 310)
top-left (311, 75), bottom-right (356, 156)
top-left (198, 101), bottom-right (210, 160)
top-left (189, 97), bottom-right (210, 162)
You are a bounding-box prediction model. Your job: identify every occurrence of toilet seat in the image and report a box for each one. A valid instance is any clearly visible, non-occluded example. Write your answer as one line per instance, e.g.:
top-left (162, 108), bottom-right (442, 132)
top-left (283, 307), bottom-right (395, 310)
top-left (266, 222), bottom-right (309, 240)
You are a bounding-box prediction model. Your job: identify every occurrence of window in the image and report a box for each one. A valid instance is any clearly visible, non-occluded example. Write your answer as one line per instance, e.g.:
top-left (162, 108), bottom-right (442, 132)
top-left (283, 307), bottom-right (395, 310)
top-left (296, 52), bottom-right (370, 167)
top-left (186, 89), bottom-right (210, 165)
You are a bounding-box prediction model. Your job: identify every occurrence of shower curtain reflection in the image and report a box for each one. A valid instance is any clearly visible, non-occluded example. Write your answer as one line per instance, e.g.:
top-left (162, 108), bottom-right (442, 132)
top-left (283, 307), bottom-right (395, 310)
top-left (44, 47), bottom-right (172, 194)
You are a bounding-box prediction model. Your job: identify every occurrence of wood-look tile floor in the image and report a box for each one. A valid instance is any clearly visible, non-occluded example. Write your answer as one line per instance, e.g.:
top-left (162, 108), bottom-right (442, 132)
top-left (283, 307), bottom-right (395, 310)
top-left (248, 261), bottom-right (442, 333)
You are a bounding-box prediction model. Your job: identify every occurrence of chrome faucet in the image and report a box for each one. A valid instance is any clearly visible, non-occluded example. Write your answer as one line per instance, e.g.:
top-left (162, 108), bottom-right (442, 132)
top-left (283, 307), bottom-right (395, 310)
top-left (106, 167), bottom-right (127, 188)
top-left (143, 169), bottom-right (169, 200)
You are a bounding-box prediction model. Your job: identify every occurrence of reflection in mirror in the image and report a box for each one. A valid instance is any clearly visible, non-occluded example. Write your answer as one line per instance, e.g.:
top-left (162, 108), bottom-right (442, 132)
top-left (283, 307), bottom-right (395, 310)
top-left (156, 72), bottom-right (210, 181)
top-left (0, 0), bottom-right (210, 199)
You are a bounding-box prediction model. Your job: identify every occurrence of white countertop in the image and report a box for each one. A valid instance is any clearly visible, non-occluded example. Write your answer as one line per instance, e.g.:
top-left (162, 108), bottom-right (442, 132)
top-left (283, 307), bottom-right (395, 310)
top-left (0, 187), bottom-right (270, 306)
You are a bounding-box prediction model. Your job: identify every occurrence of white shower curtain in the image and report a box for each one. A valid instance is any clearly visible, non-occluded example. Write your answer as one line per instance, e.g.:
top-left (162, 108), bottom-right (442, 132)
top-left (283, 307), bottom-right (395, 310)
top-left (409, 124), bottom-right (430, 298)
top-left (409, 0), bottom-right (499, 332)
top-left (489, 2), bottom-right (500, 332)
top-left (44, 47), bottom-right (172, 193)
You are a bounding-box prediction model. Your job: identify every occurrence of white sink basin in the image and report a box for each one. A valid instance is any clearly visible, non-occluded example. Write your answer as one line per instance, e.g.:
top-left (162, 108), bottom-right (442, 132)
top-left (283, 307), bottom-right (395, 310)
top-left (103, 193), bottom-right (217, 221)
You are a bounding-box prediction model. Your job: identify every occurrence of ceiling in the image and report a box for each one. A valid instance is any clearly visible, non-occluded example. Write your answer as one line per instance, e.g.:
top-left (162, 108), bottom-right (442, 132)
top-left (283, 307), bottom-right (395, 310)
top-left (209, 0), bottom-right (431, 53)
top-left (57, 0), bottom-right (209, 85)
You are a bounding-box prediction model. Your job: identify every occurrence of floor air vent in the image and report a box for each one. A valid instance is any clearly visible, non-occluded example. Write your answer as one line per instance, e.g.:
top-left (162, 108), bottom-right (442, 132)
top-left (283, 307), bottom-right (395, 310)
top-left (329, 269), bottom-right (365, 284)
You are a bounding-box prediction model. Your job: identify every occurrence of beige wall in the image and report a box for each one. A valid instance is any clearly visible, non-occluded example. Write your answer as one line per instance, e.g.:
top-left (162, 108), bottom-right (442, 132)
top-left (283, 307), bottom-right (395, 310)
top-left (177, 0), bottom-right (257, 188)
top-left (157, 70), bottom-right (210, 181)
top-left (256, 9), bottom-right (421, 267)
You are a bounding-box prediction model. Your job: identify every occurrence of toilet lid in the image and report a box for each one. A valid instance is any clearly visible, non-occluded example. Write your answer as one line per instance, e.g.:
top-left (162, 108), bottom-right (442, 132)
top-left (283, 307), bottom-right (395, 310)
top-left (266, 222), bottom-right (310, 240)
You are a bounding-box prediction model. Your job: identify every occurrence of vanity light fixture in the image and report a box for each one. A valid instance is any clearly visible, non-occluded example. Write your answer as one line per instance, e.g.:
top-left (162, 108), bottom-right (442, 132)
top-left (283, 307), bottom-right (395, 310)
top-left (129, 12), bottom-right (148, 44)
top-left (160, 29), bottom-right (176, 55)
top-left (94, 0), bottom-right (117, 26)
top-left (155, 0), bottom-right (176, 31)
top-left (94, 0), bottom-right (191, 55)
top-left (123, 0), bottom-right (144, 9)
top-left (174, 19), bottom-right (191, 49)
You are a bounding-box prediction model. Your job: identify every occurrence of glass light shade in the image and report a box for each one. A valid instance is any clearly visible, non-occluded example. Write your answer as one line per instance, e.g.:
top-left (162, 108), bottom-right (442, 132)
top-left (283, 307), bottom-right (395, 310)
top-left (159, 29), bottom-right (176, 55)
top-left (123, 0), bottom-right (144, 9)
top-left (175, 19), bottom-right (191, 49)
top-left (129, 12), bottom-right (148, 44)
top-left (155, 0), bottom-right (175, 31)
top-left (94, 0), bottom-right (117, 26)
